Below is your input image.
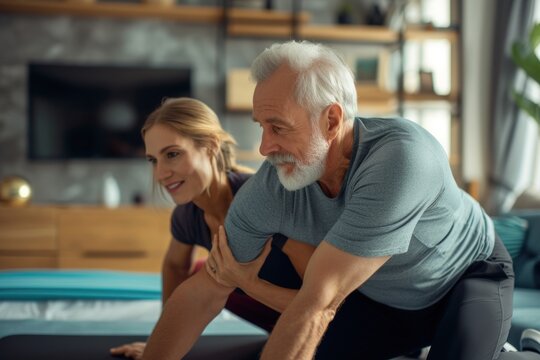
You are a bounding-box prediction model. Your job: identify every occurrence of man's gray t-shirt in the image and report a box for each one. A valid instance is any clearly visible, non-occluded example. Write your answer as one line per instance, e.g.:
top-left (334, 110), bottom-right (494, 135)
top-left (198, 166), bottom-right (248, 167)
top-left (225, 117), bottom-right (495, 310)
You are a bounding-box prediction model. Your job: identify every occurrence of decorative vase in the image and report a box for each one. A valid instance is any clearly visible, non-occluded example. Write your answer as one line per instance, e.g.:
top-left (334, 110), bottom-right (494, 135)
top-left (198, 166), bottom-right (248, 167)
top-left (102, 172), bottom-right (120, 208)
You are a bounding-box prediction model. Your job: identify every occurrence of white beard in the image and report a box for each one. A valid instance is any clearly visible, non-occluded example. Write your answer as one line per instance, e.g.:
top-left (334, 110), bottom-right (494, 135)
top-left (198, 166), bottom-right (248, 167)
top-left (267, 126), bottom-right (329, 191)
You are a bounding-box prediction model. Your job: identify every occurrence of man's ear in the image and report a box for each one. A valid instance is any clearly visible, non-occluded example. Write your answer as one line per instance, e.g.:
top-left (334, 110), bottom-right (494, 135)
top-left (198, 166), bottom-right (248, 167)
top-left (325, 103), bottom-right (344, 141)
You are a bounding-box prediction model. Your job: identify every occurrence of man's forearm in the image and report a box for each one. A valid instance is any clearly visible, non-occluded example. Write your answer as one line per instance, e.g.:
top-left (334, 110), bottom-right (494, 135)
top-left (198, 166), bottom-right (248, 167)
top-left (260, 241), bottom-right (390, 360)
top-left (260, 292), bottom-right (337, 360)
top-left (143, 270), bottom-right (233, 360)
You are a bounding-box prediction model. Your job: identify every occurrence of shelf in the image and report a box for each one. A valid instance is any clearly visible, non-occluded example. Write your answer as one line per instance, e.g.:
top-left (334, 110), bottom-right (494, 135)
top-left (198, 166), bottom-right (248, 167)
top-left (403, 93), bottom-right (458, 103)
top-left (227, 23), bottom-right (399, 44)
top-left (0, 0), bottom-right (222, 23)
top-left (227, 24), bottom-right (398, 44)
top-left (356, 84), bottom-right (397, 114)
top-left (0, 1), bottom-right (311, 25)
top-left (227, 23), bottom-right (294, 38)
top-left (299, 25), bottom-right (398, 44)
top-left (404, 29), bottom-right (458, 42)
top-left (227, 7), bottom-right (310, 25)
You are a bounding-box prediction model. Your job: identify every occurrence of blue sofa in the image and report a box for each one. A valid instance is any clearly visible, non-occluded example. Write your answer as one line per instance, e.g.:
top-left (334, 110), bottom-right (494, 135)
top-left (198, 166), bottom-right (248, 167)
top-left (500, 211), bottom-right (540, 348)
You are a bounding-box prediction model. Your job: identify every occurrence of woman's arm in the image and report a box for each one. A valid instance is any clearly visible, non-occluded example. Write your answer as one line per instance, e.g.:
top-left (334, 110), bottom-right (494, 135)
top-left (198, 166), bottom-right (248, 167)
top-left (281, 239), bottom-right (315, 279)
top-left (142, 267), bottom-right (234, 360)
top-left (161, 238), bottom-right (196, 304)
top-left (110, 239), bottom-right (201, 359)
top-left (208, 227), bottom-right (315, 313)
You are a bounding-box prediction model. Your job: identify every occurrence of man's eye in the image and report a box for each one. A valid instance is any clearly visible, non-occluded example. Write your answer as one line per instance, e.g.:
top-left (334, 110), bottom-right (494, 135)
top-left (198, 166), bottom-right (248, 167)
top-left (167, 151), bottom-right (180, 159)
top-left (272, 126), bottom-right (282, 133)
top-left (147, 158), bottom-right (157, 165)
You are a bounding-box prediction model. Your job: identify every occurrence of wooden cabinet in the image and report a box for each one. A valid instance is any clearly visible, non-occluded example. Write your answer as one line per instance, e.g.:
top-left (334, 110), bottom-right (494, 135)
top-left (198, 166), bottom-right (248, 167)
top-left (0, 206), bottom-right (172, 272)
top-left (0, 207), bottom-right (58, 269)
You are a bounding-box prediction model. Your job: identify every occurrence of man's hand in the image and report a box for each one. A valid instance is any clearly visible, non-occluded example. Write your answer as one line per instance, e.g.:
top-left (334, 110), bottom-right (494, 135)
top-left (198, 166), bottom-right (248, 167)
top-left (206, 225), bottom-right (272, 289)
top-left (110, 342), bottom-right (146, 359)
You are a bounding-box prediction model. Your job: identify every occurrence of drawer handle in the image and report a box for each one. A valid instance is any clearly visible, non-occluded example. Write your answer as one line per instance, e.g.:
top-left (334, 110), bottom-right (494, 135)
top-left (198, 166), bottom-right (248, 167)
top-left (82, 250), bottom-right (147, 258)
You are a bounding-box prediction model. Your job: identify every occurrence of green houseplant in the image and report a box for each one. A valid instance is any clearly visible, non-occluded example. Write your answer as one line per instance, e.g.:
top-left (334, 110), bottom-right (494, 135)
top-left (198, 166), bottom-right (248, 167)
top-left (511, 22), bottom-right (540, 126)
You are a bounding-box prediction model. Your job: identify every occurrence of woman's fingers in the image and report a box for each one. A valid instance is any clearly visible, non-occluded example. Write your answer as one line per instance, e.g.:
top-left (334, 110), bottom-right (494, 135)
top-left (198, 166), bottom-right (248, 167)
top-left (110, 342), bottom-right (146, 359)
top-left (216, 225), bottom-right (228, 257)
top-left (205, 259), bottom-right (216, 278)
top-left (217, 225), bottom-right (235, 261)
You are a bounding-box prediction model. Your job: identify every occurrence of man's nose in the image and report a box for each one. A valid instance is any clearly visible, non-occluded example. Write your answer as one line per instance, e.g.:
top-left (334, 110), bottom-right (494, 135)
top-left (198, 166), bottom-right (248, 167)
top-left (259, 130), bottom-right (279, 157)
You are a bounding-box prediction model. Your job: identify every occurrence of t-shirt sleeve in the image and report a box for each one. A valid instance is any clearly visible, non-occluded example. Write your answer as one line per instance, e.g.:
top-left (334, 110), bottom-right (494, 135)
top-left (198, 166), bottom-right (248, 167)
top-left (170, 172), bottom-right (253, 249)
top-left (326, 137), bottom-right (443, 257)
top-left (225, 163), bottom-right (282, 263)
top-left (170, 205), bottom-right (196, 245)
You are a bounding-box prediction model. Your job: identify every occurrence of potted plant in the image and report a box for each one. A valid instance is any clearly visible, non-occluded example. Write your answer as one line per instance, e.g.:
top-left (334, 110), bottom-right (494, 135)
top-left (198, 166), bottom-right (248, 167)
top-left (511, 22), bottom-right (540, 126)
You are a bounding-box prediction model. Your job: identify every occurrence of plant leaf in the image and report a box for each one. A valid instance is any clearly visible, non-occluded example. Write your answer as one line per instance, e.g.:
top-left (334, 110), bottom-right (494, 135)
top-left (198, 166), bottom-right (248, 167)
top-left (512, 89), bottom-right (540, 126)
top-left (529, 23), bottom-right (540, 50)
top-left (511, 43), bottom-right (540, 85)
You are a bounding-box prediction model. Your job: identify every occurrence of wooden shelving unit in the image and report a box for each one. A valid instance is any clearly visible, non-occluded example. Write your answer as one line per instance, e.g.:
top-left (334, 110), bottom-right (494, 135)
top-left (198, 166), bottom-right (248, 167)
top-left (1, 0), bottom-right (462, 173)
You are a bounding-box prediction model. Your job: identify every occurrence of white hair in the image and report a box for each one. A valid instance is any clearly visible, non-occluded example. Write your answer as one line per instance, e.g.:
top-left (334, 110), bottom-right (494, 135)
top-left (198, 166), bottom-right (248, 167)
top-left (250, 41), bottom-right (358, 122)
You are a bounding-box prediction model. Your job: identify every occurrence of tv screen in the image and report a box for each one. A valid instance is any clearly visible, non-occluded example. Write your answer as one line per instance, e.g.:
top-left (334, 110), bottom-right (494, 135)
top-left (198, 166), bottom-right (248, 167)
top-left (28, 63), bottom-right (192, 160)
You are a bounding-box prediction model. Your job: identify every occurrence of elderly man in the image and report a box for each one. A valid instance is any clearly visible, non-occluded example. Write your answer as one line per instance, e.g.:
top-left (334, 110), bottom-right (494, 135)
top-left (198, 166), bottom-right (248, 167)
top-left (142, 41), bottom-right (540, 360)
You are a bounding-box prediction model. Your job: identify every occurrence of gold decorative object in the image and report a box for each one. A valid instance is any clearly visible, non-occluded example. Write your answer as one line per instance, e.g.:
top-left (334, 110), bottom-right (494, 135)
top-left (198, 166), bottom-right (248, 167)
top-left (0, 175), bottom-right (32, 207)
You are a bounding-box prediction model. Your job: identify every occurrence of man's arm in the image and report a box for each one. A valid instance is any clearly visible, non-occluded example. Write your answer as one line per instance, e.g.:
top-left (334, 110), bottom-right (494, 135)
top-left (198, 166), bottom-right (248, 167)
top-left (142, 267), bottom-right (234, 360)
top-left (260, 240), bottom-right (390, 360)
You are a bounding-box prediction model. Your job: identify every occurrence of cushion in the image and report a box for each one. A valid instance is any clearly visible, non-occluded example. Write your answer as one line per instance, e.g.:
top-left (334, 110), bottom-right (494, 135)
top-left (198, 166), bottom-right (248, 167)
top-left (0, 270), bottom-right (161, 300)
top-left (515, 257), bottom-right (540, 288)
top-left (492, 216), bottom-right (528, 259)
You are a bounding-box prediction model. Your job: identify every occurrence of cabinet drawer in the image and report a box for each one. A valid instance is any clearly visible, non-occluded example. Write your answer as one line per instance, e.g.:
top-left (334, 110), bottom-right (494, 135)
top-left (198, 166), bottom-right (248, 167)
top-left (0, 207), bottom-right (57, 251)
top-left (0, 255), bottom-right (57, 269)
top-left (58, 207), bottom-right (171, 254)
top-left (59, 255), bottom-right (164, 272)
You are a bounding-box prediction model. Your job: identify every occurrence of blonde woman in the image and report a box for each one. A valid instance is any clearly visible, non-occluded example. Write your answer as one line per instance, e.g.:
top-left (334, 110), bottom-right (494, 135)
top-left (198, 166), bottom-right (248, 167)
top-left (110, 97), bottom-right (309, 359)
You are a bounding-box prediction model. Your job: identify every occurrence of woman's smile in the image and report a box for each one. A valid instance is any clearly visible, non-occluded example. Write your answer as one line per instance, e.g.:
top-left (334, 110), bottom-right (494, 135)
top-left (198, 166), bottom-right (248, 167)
top-left (164, 180), bottom-right (185, 194)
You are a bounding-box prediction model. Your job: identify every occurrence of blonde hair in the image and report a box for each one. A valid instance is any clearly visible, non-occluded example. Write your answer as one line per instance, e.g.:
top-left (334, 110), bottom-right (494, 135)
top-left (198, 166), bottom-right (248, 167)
top-left (142, 97), bottom-right (250, 175)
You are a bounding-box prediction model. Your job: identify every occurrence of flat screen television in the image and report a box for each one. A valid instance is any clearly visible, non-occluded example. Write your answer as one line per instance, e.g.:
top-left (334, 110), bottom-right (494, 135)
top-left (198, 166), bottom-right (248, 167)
top-left (28, 63), bottom-right (192, 160)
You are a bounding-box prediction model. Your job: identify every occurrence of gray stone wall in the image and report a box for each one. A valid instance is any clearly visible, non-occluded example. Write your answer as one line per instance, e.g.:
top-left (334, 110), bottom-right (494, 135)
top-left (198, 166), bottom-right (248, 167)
top-left (0, 14), bottom-right (225, 206)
